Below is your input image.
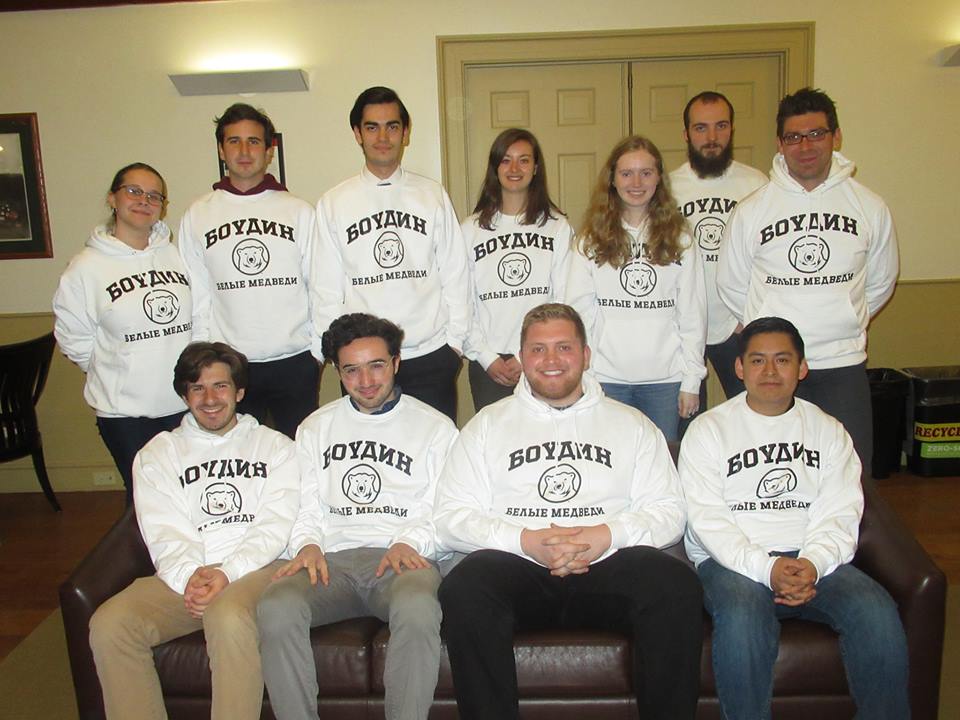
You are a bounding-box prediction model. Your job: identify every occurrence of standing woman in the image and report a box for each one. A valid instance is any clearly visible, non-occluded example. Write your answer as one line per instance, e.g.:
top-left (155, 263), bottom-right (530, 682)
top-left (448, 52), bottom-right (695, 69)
top-left (54, 163), bottom-right (192, 504)
top-left (566, 136), bottom-right (706, 441)
top-left (462, 128), bottom-right (573, 410)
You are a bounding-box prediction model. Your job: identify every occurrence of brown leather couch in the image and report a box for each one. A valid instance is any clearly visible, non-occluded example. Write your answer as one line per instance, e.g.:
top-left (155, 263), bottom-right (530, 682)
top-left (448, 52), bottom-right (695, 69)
top-left (61, 462), bottom-right (946, 720)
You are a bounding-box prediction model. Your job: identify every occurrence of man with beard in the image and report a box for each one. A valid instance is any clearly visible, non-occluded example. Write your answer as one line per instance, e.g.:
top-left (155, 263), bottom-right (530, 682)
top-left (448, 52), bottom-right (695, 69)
top-left (717, 88), bottom-right (899, 479)
top-left (670, 92), bottom-right (768, 415)
top-left (436, 303), bottom-right (702, 720)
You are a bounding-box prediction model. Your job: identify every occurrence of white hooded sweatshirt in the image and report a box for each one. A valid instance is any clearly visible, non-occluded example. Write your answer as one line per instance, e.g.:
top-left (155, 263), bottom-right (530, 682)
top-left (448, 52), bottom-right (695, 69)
top-left (462, 211), bottom-right (573, 369)
top-left (670, 160), bottom-right (768, 345)
top-left (291, 393), bottom-right (458, 559)
top-left (717, 152), bottom-right (899, 369)
top-left (679, 393), bottom-right (863, 588)
top-left (53, 222), bottom-right (192, 418)
top-left (565, 226), bottom-right (707, 393)
top-left (133, 413), bottom-right (299, 595)
top-left (312, 166), bottom-right (471, 358)
top-left (434, 374), bottom-right (685, 563)
top-left (177, 188), bottom-right (318, 362)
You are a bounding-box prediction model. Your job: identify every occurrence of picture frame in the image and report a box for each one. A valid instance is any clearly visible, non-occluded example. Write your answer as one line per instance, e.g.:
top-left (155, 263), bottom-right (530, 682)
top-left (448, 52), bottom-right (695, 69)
top-left (217, 132), bottom-right (286, 187)
top-left (0, 113), bottom-right (53, 259)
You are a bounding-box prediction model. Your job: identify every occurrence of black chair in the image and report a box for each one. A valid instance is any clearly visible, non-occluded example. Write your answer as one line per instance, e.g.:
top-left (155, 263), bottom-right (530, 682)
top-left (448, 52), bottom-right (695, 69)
top-left (0, 331), bottom-right (60, 511)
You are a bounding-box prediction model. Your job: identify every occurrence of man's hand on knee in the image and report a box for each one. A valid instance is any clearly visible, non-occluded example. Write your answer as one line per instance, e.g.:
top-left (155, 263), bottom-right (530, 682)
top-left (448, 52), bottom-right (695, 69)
top-left (274, 544), bottom-right (329, 587)
top-left (376, 542), bottom-right (431, 577)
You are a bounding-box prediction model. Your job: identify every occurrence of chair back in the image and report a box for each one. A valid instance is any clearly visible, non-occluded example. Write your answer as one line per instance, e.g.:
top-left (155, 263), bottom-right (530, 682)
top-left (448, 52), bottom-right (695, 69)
top-left (0, 332), bottom-right (56, 460)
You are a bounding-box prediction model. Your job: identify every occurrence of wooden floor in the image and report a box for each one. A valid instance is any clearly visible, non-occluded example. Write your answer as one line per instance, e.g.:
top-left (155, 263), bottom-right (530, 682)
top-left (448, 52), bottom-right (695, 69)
top-left (0, 469), bottom-right (958, 664)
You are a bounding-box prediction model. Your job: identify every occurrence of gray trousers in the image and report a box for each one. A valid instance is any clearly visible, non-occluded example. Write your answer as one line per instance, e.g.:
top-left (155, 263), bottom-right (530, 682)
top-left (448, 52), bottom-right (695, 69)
top-left (257, 547), bottom-right (442, 720)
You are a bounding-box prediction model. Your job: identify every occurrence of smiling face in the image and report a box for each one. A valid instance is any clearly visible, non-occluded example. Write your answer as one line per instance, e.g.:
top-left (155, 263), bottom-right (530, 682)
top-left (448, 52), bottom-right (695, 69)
top-left (353, 102), bottom-right (410, 179)
top-left (778, 111), bottom-right (842, 191)
top-left (613, 149), bottom-right (660, 224)
top-left (184, 361), bottom-right (245, 435)
top-left (108, 167), bottom-right (165, 244)
top-left (337, 336), bottom-right (400, 413)
top-left (497, 139), bottom-right (536, 198)
top-left (520, 318), bottom-right (590, 408)
top-left (218, 119), bottom-right (273, 191)
top-left (736, 331), bottom-right (808, 416)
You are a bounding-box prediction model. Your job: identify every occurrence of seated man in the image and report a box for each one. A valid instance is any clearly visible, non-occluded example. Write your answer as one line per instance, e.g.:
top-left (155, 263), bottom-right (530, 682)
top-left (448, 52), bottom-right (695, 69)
top-left (257, 313), bottom-right (458, 720)
top-left (436, 302), bottom-right (703, 720)
top-left (679, 316), bottom-right (909, 719)
top-left (89, 342), bottom-right (300, 720)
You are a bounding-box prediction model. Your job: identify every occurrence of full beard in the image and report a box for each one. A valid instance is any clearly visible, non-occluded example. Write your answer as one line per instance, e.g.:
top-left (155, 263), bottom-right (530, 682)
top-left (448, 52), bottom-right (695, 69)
top-left (689, 141), bottom-right (734, 178)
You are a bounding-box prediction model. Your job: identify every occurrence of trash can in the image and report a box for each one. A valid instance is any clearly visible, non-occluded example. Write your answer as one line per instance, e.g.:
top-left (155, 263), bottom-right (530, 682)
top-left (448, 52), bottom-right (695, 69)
top-left (867, 368), bottom-right (909, 478)
top-left (902, 366), bottom-right (960, 477)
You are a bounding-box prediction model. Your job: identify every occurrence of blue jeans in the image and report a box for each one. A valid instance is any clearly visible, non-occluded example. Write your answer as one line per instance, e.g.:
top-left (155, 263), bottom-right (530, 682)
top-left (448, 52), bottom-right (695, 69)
top-left (698, 558), bottom-right (909, 720)
top-left (600, 381), bottom-right (681, 441)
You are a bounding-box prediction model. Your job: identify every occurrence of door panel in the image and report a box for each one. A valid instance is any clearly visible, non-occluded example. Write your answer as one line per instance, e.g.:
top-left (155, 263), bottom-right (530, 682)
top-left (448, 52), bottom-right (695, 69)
top-left (630, 55), bottom-right (782, 174)
top-left (464, 62), bottom-right (628, 231)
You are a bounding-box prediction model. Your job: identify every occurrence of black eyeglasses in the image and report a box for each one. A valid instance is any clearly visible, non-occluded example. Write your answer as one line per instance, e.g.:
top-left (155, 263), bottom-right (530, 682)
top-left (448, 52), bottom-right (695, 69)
top-left (118, 185), bottom-right (166, 206)
top-left (780, 128), bottom-right (832, 146)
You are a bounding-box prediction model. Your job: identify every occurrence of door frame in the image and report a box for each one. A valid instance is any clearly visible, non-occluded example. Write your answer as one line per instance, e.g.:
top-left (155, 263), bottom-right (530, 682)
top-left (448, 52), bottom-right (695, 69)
top-left (437, 23), bottom-right (814, 217)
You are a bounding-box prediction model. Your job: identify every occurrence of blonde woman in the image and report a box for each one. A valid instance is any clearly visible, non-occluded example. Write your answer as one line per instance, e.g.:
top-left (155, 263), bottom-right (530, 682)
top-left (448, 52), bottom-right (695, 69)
top-left (54, 163), bottom-right (192, 503)
top-left (567, 136), bottom-right (705, 441)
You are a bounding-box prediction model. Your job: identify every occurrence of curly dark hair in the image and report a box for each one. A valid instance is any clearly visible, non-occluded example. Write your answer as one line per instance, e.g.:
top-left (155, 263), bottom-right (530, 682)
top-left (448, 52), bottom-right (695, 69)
top-left (321, 313), bottom-right (404, 366)
top-left (776, 88), bottom-right (838, 138)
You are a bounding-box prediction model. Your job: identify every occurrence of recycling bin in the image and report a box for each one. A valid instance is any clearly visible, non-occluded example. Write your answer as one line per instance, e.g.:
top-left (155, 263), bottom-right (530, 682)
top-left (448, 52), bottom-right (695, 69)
top-left (867, 368), bottom-right (909, 478)
top-left (902, 366), bottom-right (960, 477)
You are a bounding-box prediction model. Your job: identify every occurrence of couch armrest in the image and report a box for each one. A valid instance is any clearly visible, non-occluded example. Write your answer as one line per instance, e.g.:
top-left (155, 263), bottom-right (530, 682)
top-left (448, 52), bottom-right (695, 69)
top-left (853, 478), bottom-right (947, 720)
top-left (59, 507), bottom-right (154, 720)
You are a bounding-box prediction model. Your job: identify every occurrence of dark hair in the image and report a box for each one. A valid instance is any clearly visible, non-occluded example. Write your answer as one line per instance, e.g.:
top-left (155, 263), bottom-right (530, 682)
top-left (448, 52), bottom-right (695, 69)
top-left (520, 303), bottom-right (587, 348)
top-left (738, 317), bottom-right (805, 360)
top-left (683, 91), bottom-right (734, 130)
top-left (578, 135), bottom-right (686, 268)
top-left (776, 87), bottom-right (839, 138)
top-left (473, 128), bottom-right (561, 231)
top-left (109, 162), bottom-right (166, 196)
top-left (173, 342), bottom-right (249, 397)
top-left (214, 103), bottom-right (276, 147)
top-left (349, 87), bottom-right (410, 130)
top-left (321, 313), bottom-right (404, 366)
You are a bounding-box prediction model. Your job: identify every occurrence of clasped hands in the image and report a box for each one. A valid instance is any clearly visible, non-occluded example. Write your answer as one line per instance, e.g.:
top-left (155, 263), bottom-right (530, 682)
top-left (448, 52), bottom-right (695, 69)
top-left (770, 556), bottom-right (818, 606)
top-left (183, 565), bottom-right (230, 618)
top-left (520, 523), bottom-right (612, 577)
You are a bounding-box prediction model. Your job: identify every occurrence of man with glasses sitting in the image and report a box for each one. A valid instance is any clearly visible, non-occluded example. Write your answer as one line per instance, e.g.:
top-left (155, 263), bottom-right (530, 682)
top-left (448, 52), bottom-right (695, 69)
top-left (717, 87), bottom-right (899, 478)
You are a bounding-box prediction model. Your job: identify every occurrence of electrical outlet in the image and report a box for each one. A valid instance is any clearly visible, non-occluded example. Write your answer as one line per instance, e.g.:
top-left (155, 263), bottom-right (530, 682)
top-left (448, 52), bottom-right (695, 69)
top-left (93, 471), bottom-right (119, 487)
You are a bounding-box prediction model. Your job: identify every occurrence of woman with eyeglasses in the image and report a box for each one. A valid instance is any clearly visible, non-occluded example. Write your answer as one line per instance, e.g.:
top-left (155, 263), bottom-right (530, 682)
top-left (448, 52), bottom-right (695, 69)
top-left (462, 128), bottom-right (573, 410)
top-left (54, 162), bottom-right (193, 504)
top-left (566, 136), bottom-right (706, 442)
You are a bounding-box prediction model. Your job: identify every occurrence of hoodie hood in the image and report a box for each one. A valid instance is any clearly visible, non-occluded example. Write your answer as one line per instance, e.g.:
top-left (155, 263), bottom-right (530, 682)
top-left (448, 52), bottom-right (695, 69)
top-left (770, 151), bottom-right (855, 195)
top-left (85, 220), bottom-right (171, 256)
top-left (514, 370), bottom-right (604, 417)
top-left (178, 411), bottom-right (259, 444)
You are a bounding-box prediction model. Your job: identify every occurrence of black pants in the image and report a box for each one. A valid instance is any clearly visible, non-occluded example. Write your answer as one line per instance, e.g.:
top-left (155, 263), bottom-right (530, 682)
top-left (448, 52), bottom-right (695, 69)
top-left (97, 412), bottom-right (185, 505)
top-left (238, 350), bottom-right (320, 439)
top-left (395, 344), bottom-right (462, 422)
top-left (439, 547), bottom-right (703, 720)
top-left (467, 356), bottom-right (515, 412)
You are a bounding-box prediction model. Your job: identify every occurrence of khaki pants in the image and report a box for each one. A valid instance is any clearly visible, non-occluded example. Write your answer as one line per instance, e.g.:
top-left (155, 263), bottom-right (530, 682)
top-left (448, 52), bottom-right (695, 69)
top-left (89, 561), bottom-right (283, 720)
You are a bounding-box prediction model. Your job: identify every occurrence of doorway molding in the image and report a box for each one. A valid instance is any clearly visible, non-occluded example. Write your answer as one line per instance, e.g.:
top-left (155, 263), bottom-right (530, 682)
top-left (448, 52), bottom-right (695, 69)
top-left (437, 23), bottom-right (814, 215)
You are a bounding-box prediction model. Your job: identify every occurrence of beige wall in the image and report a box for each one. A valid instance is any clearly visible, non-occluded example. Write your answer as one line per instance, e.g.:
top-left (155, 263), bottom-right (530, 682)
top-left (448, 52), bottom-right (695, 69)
top-left (1, 0), bottom-right (958, 491)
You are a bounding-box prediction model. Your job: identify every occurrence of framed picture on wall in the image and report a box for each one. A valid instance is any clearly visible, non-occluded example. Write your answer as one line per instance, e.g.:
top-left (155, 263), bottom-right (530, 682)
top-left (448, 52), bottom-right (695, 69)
top-left (0, 113), bottom-right (52, 259)
top-left (216, 132), bottom-right (286, 187)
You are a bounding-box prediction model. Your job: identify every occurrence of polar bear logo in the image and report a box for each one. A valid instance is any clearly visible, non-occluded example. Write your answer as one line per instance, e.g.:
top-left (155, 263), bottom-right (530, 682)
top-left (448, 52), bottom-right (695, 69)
top-left (232, 238), bottom-right (270, 276)
top-left (788, 235), bottom-right (830, 274)
top-left (497, 252), bottom-right (531, 286)
top-left (374, 232), bottom-right (404, 268)
top-left (202, 482), bottom-right (242, 516)
top-left (756, 468), bottom-right (798, 499)
top-left (695, 217), bottom-right (725, 252)
top-left (538, 463), bottom-right (582, 503)
top-left (142, 289), bottom-right (180, 325)
top-left (620, 261), bottom-right (657, 297)
top-left (342, 463), bottom-right (382, 504)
